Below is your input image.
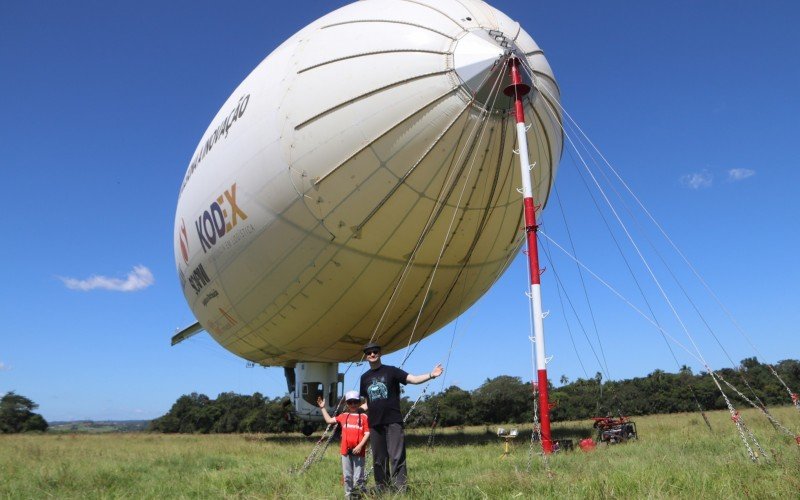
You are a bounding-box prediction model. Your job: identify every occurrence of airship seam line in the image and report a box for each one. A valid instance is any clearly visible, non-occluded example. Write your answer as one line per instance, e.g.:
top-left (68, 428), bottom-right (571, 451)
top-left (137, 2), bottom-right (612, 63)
top-left (382, 110), bottom-right (509, 348)
top-left (531, 89), bottom-right (564, 158)
top-left (511, 22), bottom-right (522, 41)
top-left (319, 19), bottom-right (458, 41)
top-left (266, 117), bottom-right (516, 356)
top-left (529, 77), bottom-right (565, 163)
top-left (377, 97), bottom-right (494, 325)
top-left (312, 86), bottom-right (460, 185)
top-left (294, 70), bottom-right (451, 131)
top-left (530, 69), bottom-right (560, 95)
top-left (397, 0), bottom-right (468, 31)
top-left (456, 114), bottom-right (507, 267)
top-left (529, 104), bottom-right (558, 209)
top-left (298, 49), bottom-right (450, 74)
top-left (351, 101), bottom-right (474, 233)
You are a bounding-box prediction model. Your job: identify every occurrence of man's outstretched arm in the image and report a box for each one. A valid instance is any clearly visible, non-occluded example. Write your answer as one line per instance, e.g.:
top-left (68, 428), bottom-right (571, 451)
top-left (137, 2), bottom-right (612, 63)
top-left (406, 363), bottom-right (443, 384)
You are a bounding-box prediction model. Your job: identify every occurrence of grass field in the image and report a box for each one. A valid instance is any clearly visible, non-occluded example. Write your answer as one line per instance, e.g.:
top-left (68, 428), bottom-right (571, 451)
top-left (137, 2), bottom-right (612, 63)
top-left (2, 407), bottom-right (799, 498)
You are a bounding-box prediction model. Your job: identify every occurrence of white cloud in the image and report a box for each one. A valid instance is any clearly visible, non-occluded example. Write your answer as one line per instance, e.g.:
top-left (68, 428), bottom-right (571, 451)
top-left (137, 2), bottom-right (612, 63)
top-left (680, 170), bottom-right (713, 190)
top-left (60, 265), bottom-right (155, 292)
top-left (0, 361), bottom-right (9, 371)
top-left (727, 168), bottom-right (755, 181)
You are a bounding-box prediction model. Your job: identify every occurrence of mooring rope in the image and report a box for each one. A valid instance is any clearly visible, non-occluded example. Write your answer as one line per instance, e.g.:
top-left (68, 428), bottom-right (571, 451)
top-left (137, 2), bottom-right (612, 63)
top-left (522, 59), bottom-right (765, 460)
top-left (552, 128), bottom-right (712, 426)
top-left (299, 54), bottom-right (511, 474)
top-left (522, 55), bottom-right (799, 409)
top-left (397, 54), bottom-right (510, 365)
top-left (716, 371), bottom-right (798, 441)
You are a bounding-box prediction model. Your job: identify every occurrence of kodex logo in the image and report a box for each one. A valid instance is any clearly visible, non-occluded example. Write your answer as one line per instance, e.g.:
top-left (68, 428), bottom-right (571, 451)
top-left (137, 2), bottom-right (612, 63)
top-left (195, 183), bottom-right (247, 253)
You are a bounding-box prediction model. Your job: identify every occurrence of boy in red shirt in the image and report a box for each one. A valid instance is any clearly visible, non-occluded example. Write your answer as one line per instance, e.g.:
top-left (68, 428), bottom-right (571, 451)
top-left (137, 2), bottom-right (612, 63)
top-left (318, 391), bottom-right (370, 498)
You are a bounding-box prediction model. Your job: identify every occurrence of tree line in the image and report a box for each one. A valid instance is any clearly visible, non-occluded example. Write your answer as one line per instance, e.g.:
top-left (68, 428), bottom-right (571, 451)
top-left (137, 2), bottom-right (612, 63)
top-left (148, 392), bottom-right (300, 433)
top-left (1, 391), bottom-right (49, 433)
top-left (149, 357), bottom-right (799, 433)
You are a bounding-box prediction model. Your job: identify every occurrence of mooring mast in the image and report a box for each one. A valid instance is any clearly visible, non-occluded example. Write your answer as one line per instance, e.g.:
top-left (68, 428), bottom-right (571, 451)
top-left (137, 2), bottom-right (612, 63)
top-left (504, 56), bottom-right (553, 453)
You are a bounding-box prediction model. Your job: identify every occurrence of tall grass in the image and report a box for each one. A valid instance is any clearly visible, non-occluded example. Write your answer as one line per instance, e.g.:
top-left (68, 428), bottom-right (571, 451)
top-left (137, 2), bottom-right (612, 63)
top-left (1, 407), bottom-right (798, 498)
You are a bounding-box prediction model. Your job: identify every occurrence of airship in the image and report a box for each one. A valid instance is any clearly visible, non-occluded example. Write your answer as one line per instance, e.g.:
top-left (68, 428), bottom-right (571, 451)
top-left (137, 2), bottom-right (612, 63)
top-left (172, 0), bottom-right (562, 433)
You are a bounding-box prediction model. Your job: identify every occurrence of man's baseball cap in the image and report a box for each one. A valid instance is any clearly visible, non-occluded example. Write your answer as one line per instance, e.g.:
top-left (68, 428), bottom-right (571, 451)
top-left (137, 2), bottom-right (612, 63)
top-left (363, 341), bottom-right (381, 353)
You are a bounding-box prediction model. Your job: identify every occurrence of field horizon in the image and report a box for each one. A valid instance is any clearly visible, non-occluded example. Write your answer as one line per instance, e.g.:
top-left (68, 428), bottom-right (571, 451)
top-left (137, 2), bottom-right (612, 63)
top-left (2, 406), bottom-right (799, 498)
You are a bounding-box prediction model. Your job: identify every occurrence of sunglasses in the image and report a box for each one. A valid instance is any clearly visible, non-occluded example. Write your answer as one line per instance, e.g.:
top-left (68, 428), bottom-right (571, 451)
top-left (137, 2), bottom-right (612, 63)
top-left (365, 349), bottom-right (380, 356)
top-left (346, 400), bottom-right (360, 404)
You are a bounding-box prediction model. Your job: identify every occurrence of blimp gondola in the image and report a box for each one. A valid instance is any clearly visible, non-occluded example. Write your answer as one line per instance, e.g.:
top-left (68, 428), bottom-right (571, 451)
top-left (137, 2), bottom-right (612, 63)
top-left (172, 0), bottom-right (562, 431)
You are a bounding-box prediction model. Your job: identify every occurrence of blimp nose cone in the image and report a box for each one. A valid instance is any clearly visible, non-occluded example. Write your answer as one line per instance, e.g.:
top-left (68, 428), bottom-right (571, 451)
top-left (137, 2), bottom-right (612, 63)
top-left (453, 29), bottom-right (532, 111)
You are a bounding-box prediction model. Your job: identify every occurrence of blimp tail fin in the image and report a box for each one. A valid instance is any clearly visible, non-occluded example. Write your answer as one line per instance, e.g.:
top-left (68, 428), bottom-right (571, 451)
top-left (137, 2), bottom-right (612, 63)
top-left (171, 321), bottom-right (204, 346)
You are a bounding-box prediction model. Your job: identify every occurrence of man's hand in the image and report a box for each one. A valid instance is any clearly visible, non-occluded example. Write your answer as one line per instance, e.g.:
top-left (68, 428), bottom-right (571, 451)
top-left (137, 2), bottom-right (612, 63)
top-left (431, 364), bottom-right (444, 378)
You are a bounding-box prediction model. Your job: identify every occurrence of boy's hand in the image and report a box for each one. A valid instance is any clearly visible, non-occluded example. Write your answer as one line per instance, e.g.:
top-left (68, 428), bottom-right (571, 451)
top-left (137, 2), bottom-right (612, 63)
top-left (353, 445), bottom-right (363, 454)
top-left (316, 396), bottom-right (325, 408)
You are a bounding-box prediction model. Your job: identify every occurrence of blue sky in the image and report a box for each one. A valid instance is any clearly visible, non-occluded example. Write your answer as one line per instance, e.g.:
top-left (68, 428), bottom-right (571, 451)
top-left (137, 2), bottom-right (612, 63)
top-left (2, 0), bottom-right (798, 421)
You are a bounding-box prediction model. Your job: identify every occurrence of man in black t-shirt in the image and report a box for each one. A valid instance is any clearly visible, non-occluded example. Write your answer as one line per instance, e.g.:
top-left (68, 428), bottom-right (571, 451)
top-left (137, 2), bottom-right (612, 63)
top-left (359, 342), bottom-right (443, 493)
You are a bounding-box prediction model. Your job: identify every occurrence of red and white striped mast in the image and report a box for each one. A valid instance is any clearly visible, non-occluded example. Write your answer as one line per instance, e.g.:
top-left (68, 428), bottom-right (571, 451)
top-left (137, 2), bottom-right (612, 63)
top-left (504, 56), bottom-right (553, 454)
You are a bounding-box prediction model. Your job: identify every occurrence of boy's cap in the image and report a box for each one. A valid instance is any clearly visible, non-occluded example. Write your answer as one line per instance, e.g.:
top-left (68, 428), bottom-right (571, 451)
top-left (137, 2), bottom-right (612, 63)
top-left (363, 342), bottom-right (381, 353)
top-left (345, 390), bottom-right (360, 402)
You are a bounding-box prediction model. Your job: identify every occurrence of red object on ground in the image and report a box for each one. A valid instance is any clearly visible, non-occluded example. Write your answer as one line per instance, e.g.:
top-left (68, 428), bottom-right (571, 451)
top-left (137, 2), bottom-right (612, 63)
top-left (591, 416), bottom-right (629, 428)
top-left (579, 438), bottom-right (596, 451)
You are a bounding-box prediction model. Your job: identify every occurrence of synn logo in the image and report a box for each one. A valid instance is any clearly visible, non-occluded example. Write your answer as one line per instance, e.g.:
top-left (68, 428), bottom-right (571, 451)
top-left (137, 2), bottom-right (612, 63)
top-left (195, 183), bottom-right (247, 253)
top-left (188, 263), bottom-right (211, 295)
top-left (178, 219), bottom-right (189, 264)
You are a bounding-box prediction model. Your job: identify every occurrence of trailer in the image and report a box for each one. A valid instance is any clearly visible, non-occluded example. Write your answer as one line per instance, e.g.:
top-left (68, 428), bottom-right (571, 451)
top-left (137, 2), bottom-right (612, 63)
top-left (592, 416), bottom-right (638, 444)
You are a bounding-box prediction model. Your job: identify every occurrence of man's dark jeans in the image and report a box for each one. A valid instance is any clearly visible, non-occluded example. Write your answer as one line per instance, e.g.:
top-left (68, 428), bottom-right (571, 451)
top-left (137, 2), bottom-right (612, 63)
top-left (369, 422), bottom-right (406, 492)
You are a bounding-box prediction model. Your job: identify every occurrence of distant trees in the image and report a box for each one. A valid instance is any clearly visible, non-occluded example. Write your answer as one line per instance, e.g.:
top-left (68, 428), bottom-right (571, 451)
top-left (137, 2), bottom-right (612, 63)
top-left (404, 357), bottom-right (800, 429)
top-left (0, 391), bottom-right (49, 433)
top-left (544, 358), bottom-right (800, 422)
top-left (150, 358), bottom-right (800, 434)
top-left (432, 386), bottom-right (472, 427)
top-left (148, 392), bottom-right (304, 434)
top-left (469, 375), bottom-right (532, 424)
